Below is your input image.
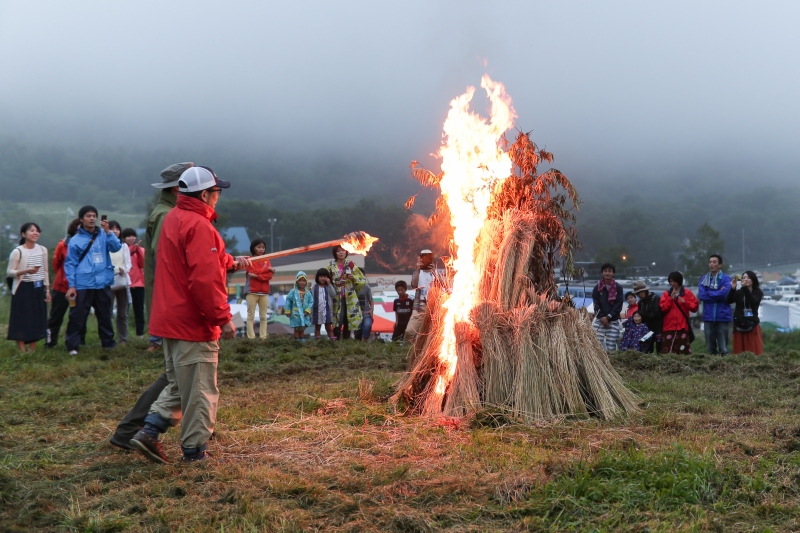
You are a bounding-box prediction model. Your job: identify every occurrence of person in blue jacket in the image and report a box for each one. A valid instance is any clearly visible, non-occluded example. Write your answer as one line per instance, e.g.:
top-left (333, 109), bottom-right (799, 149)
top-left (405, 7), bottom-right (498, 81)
top-left (285, 271), bottom-right (313, 341)
top-left (697, 254), bottom-right (732, 355)
top-left (64, 205), bottom-right (122, 355)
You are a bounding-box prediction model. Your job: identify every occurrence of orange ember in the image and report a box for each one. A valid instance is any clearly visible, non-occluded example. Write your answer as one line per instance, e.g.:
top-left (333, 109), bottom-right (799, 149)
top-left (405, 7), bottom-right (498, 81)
top-left (434, 75), bottom-right (516, 396)
top-left (340, 231), bottom-right (379, 255)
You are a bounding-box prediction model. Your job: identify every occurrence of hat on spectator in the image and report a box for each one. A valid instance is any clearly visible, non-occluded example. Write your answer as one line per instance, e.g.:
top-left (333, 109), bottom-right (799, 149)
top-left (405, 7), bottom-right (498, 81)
top-left (178, 166), bottom-right (231, 193)
top-left (152, 162), bottom-right (194, 189)
top-left (632, 280), bottom-right (649, 294)
top-left (420, 249), bottom-right (433, 255)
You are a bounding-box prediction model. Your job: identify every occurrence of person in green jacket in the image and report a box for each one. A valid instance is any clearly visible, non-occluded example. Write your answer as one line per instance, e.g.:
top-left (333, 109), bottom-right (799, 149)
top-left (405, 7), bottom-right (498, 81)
top-left (109, 162), bottom-right (193, 451)
top-left (145, 162), bottom-right (193, 352)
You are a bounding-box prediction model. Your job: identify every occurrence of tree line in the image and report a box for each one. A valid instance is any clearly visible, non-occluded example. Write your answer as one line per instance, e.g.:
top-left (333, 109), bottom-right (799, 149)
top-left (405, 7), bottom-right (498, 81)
top-left (1, 137), bottom-right (798, 275)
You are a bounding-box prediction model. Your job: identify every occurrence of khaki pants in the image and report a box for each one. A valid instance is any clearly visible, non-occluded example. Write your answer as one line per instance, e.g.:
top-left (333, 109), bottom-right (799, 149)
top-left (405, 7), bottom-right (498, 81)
top-left (404, 302), bottom-right (428, 342)
top-left (149, 339), bottom-right (219, 450)
top-left (246, 293), bottom-right (269, 338)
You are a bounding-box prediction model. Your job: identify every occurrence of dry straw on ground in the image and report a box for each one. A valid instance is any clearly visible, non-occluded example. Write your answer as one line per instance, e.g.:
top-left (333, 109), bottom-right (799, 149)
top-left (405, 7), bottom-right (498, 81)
top-left (392, 131), bottom-right (640, 422)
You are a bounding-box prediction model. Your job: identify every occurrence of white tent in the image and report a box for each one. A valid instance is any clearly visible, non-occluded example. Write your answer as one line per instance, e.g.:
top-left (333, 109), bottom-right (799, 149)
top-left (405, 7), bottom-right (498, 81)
top-left (759, 301), bottom-right (800, 330)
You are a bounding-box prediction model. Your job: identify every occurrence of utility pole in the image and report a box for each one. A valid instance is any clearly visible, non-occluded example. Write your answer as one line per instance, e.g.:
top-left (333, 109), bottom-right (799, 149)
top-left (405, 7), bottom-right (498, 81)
top-left (742, 228), bottom-right (745, 270)
top-left (65, 207), bottom-right (74, 238)
top-left (267, 218), bottom-right (277, 253)
top-left (277, 236), bottom-right (283, 251)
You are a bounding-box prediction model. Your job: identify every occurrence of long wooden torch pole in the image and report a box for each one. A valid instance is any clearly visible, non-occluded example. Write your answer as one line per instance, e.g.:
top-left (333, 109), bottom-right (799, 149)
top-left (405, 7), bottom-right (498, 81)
top-left (248, 239), bottom-right (345, 263)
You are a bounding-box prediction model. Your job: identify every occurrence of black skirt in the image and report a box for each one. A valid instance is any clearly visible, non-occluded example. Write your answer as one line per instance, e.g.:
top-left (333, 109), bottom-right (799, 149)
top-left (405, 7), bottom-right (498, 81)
top-left (8, 281), bottom-right (48, 343)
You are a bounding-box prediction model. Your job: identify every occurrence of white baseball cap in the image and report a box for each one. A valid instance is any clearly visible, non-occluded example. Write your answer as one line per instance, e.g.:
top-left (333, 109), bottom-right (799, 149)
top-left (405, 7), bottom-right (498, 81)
top-left (178, 166), bottom-right (230, 193)
top-left (420, 249), bottom-right (433, 255)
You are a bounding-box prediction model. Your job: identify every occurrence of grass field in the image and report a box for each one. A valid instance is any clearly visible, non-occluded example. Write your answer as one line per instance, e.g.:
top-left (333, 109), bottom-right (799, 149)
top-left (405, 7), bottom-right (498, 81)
top-left (3, 297), bottom-right (800, 531)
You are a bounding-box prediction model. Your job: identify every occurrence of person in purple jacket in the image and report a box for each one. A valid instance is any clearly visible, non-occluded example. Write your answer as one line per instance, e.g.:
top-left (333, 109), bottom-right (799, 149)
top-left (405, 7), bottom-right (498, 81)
top-left (697, 254), bottom-right (732, 355)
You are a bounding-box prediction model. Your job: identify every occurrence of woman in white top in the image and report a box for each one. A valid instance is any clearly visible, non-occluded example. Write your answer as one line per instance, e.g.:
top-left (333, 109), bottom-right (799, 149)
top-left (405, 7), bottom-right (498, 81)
top-left (6, 222), bottom-right (50, 352)
top-left (108, 221), bottom-right (132, 344)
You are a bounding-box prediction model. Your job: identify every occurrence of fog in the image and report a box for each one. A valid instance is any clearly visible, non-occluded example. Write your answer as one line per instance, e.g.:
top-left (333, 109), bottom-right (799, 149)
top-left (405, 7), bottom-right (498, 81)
top-left (1, 0), bottom-right (799, 187)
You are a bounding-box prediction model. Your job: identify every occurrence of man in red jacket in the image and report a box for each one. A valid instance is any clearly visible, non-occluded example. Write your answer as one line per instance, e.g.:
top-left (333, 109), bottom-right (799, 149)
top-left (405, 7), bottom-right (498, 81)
top-left (130, 166), bottom-right (250, 464)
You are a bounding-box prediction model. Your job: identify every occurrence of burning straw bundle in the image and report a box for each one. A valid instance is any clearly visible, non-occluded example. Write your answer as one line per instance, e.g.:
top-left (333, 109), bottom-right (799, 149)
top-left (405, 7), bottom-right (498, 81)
top-left (392, 130), bottom-right (639, 422)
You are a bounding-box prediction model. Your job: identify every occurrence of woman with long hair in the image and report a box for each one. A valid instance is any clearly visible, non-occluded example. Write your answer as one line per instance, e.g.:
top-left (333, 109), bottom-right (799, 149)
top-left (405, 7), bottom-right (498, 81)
top-left (727, 270), bottom-right (764, 355)
top-left (659, 271), bottom-right (699, 354)
top-left (108, 221), bottom-right (131, 344)
top-left (46, 218), bottom-right (81, 348)
top-left (6, 222), bottom-right (50, 352)
top-left (243, 238), bottom-right (274, 339)
top-left (326, 245), bottom-right (366, 340)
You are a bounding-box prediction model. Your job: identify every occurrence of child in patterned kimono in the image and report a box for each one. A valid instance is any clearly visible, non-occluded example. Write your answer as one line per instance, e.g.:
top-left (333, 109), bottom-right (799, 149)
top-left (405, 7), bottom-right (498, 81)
top-left (619, 311), bottom-right (652, 352)
top-left (285, 271), bottom-right (313, 341)
top-left (311, 268), bottom-right (336, 340)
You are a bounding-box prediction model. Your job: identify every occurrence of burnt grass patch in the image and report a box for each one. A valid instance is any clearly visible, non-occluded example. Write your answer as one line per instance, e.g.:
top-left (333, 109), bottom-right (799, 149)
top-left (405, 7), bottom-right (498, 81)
top-left (3, 331), bottom-right (800, 530)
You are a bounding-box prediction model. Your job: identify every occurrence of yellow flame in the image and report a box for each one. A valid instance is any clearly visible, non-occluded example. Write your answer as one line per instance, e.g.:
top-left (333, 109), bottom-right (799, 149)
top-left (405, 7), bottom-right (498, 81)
top-left (340, 231), bottom-right (379, 255)
top-left (434, 75), bottom-right (516, 396)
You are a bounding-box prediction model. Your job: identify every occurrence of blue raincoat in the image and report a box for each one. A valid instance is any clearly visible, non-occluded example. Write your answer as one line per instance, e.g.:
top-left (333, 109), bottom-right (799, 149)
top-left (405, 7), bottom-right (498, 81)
top-left (285, 271), bottom-right (313, 328)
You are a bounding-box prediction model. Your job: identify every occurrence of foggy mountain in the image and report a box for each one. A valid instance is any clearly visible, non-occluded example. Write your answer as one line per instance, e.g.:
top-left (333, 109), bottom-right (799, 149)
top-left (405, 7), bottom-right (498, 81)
top-left (1, 1), bottom-right (799, 273)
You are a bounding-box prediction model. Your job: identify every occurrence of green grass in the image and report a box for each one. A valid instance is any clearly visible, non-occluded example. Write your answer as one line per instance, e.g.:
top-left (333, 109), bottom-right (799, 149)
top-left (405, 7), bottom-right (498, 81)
top-left (3, 293), bottom-right (800, 531)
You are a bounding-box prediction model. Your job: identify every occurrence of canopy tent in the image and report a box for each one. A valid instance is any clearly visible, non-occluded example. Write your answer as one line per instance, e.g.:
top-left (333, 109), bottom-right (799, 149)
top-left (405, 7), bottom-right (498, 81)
top-left (759, 301), bottom-right (800, 330)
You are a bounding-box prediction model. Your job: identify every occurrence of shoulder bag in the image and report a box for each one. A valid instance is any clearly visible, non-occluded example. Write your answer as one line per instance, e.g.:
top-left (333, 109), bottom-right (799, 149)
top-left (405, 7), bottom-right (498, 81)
top-left (672, 293), bottom-right (696, 343)
top-left (5, 247), bottom-right (22, 291)
top-left (734, 291), bottom-right (757, 332)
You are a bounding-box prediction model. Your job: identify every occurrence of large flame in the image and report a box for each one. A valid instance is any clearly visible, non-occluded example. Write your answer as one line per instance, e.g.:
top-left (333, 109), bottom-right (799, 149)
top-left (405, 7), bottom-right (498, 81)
top-left (340, 231), bottom-right (379, 255)
top-left (434, 75), bottom-right (516, 396)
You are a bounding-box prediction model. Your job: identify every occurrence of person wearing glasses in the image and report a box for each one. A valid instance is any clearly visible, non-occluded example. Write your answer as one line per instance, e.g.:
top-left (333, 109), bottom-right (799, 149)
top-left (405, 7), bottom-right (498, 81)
top-left (130, 166), bottom-right (251, 464)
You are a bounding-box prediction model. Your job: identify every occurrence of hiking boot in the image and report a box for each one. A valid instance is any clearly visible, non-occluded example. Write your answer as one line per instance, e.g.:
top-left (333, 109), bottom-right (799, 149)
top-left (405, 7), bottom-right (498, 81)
top-left (182, 450), bottom-right (211, 463)
top-left (109, 434), bottom-right (133, 451)
top-left (130, 430), bottom-right (170, 464)
top-left (146, 342), bottom-right (160, 353)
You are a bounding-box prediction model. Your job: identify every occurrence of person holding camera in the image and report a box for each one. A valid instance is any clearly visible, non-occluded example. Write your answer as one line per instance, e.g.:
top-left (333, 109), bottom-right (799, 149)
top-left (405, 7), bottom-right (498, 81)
top-left (726, 271), bottom-right (763, 355)
top-left (64, 207), bottom-right (122, 355)
top-left (6, 222), bottom-right (50, 352)
top-left (404, 249), bottom-right (439, 343)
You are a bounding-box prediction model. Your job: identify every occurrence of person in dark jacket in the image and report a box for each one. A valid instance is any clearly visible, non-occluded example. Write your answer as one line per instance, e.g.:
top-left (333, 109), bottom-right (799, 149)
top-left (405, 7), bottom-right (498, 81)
top-left (633, 279), bottom-right (663, 353)
top-left (726, 270), bottom-right (763, 355)
top-left (591, 263), bottom-right (624, 352)
top-left (698, 254), bottom-right (733, 355)
top-left (46, 218), bottom-right (82, 348)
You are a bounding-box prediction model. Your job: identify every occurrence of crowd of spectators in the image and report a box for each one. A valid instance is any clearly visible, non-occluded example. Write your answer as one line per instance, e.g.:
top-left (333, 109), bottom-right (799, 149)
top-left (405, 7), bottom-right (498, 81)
top-left (591, 255), bottom-right (764, 356)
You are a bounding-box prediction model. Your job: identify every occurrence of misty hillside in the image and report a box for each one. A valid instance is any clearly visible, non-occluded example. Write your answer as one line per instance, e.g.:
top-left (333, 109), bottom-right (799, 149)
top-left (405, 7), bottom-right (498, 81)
top-left (0, 138), bottom-right (415, 212)
top-left (2, 137), bottom-right (798, 275)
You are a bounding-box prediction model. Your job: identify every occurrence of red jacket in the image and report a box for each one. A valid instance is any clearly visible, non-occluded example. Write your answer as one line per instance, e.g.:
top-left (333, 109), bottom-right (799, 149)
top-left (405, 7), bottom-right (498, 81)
top-left (659, 288), bottom-right (699, 331)
top-left (149, 196), bottom-right (235, 342)
top-left (52, 239), bottom-right (69, 293)
top-left (128, 244), bottom-right (145, 288)
top-left (245, 260), bottom-right (274, 294)
top-left (624, 302), bottom-right (638, 319)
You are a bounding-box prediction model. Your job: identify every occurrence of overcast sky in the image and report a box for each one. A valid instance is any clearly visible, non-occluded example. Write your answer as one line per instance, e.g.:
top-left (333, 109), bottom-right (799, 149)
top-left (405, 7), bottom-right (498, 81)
top-left (1, 1), bottom-right (798, 185)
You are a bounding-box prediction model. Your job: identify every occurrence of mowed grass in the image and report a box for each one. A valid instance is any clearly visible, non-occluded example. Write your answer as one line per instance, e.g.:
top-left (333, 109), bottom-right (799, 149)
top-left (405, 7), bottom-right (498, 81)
top-left (3, 312), bottom-right (800, 531)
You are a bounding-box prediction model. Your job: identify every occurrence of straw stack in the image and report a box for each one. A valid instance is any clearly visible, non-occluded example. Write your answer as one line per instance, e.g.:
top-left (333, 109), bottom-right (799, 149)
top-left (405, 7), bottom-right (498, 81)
top-left (391, 131), bottom-right (640, 422)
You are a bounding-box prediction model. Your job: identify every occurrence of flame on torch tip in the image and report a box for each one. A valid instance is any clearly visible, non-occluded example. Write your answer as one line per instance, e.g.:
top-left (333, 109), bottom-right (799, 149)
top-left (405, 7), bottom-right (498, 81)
top-left (340, 231), bottom-right (379, 255)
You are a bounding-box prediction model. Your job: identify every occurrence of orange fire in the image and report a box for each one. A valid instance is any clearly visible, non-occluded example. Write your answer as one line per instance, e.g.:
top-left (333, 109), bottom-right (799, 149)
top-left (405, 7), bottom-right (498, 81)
top-left (434, 75), bottom-right (516, 396)
top-left (340, 231), bottom-right (379, 255)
